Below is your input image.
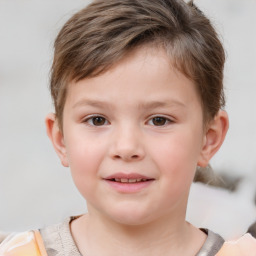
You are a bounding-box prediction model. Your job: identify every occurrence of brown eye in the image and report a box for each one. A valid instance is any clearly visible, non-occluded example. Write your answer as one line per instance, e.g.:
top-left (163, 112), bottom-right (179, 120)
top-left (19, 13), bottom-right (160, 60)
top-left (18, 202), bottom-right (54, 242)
top-left (92, 116), bottom-right (107, 126)
top-left (84, 115), bottom-right (110, 126)
top-left (151, 117), bottom-right (168, 126)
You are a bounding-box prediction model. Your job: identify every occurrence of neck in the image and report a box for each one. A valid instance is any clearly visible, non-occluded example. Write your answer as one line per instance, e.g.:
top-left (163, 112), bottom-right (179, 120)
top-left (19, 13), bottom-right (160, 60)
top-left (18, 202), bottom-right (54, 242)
top-left (71, 210), bottom-right (205, 256)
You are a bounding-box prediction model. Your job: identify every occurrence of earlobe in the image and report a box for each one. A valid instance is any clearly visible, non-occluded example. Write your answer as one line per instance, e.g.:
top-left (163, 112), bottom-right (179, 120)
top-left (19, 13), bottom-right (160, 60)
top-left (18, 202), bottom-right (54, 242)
top-left (45, 113), bottom-right (69, 167)
top-left (197, 110), bottom-right (229, 167)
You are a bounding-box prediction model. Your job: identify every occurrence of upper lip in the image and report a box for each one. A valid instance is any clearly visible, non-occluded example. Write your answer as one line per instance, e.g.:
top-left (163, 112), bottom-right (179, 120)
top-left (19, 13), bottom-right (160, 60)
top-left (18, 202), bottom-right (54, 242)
top-left (104, 173), bottom-right (154, 180)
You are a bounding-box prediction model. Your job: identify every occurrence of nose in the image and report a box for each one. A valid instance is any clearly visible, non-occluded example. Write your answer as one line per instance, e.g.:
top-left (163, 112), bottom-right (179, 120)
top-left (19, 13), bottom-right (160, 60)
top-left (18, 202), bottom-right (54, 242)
top-left (109, 125), bottom-right (145, 162)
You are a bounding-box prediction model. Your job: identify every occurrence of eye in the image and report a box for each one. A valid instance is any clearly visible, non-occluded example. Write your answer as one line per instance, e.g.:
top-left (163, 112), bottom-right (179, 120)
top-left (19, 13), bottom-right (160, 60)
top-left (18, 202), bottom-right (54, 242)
top-left (148, 116), bottom-right (171, 126)
top-left (84, 116), bottom-right (109, 126)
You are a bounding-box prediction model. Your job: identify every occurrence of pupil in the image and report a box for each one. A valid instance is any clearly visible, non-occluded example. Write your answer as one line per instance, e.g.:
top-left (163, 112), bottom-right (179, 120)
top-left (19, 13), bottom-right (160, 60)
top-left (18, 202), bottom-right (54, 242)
top-left (153, 117), bottom-right (166, 126)
top-left (93, 117), bottom-right (105, 126)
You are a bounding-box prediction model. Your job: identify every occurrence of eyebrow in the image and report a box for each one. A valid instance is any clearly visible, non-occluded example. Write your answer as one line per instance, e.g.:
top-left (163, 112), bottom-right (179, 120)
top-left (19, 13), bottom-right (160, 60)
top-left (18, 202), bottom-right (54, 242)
top-left (137, 100), bottom-right (186, 110)
top-left (72, 99), bottom-right (186, 110)
top-left (72, 99), bottom-right (112, 109)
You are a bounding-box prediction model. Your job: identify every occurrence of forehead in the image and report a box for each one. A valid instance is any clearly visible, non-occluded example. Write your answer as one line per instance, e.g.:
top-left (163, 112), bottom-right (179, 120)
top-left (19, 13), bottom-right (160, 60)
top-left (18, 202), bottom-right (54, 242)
top-left (64, 46), bottom-right (201, 114)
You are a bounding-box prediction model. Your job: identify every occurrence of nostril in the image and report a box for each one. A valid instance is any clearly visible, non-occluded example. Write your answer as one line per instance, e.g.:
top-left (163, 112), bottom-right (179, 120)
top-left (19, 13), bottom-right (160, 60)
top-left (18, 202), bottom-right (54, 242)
top-left (113, 154), bottom-right (140, 160)
top-left (124, 154), bottom-right (140, 160)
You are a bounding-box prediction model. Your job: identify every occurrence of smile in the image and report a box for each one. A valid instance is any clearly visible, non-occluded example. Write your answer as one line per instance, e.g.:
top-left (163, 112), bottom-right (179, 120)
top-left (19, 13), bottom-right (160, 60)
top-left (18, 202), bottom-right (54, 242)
top-left (104, 173), bottom-right (155, 193)
top-left (109, 178), bottom-right (150, 183)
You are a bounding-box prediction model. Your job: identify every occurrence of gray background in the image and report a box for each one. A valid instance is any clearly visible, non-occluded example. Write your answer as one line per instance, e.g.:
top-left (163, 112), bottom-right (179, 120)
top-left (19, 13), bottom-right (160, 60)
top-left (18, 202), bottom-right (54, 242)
top-left (0, 0), bottom-right (256, 239)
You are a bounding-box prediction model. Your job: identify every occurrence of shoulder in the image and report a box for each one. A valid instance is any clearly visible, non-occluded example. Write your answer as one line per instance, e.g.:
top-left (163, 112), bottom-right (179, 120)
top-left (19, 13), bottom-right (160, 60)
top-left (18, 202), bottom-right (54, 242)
top-left (196, 229), bottom-right (225, 256)
top-left (0, 217), bottom-right (81, 256)
top-left (0, 230), bottom-right (47, 256)
top-left (216, 233), bottom-right (256, 256)
top-left (39, 216), bottom-right (81, 256)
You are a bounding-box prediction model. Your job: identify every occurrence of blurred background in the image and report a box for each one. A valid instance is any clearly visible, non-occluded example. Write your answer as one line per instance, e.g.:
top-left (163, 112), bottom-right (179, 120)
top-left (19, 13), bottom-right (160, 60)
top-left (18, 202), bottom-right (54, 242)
top-left (0, 0), bottom-right (256, 240)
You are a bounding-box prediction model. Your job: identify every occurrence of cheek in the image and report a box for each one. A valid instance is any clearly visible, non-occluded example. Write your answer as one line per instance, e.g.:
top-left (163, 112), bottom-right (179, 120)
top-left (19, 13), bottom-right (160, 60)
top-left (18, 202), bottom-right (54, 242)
top-left (65, 129), bottom-right (106, 168)
top-left (151, 135), bottom-right (200, 209)
top-left (150, 131), bottom-right (202, 181)
top-left (64, 134), bottom-right (106, 194)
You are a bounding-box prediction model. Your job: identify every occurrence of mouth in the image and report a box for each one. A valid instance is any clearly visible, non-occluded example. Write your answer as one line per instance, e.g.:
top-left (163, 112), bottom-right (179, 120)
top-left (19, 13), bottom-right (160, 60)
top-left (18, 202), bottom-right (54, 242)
top-left (104, 173), bottom-right (154, 183)
top-left (107, 178), bottom-right (153, 183)
top-left (104, 173), bottom-right (154, 193)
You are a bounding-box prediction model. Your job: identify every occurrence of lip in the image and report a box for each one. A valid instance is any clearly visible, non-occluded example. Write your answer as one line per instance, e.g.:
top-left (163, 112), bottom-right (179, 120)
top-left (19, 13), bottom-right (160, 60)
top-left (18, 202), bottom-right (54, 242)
top-left (103, 172), bottom-right (155, 193)
top-left (105, 172), bottom-right (153, 180)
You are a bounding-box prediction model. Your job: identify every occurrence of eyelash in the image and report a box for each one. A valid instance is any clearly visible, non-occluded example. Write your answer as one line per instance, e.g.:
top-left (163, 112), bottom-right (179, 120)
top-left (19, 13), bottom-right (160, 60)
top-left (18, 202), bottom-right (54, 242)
top-left (82, 115), bottom-right (173, 127)
top-left (147, 116), bottom-right (173, 126)
top-left (83, 115), bottom-right (110, 126)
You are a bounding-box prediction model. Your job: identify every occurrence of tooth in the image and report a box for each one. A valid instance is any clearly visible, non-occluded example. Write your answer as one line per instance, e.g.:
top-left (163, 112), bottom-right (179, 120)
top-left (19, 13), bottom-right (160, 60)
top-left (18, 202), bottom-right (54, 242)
top-left (115, 178), bottom-right (121, 182)
top-left (128, 179), bottom-right (137, 183)
top-left (136, 178), bottom-right (142, 182)
top-left (121, 178), bottom-right (128, 183)
top-left (142, 179), bottom-right (147, 182)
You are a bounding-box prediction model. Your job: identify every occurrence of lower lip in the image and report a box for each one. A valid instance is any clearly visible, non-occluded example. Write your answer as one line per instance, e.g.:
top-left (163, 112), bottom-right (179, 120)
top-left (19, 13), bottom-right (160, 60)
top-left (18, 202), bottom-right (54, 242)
top-left (105, 180), bottom-right (154, 193)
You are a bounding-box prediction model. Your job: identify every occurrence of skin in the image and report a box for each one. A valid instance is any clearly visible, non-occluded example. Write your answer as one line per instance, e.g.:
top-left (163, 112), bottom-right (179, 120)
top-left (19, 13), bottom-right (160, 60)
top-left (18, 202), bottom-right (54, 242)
top-left (46, 46), bottom-right (229, 256)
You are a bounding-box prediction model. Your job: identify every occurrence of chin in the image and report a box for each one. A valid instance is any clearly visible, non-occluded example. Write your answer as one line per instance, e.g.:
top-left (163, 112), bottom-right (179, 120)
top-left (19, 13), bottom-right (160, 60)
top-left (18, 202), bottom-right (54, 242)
top-left (106, 208), bottom-right (156, 227)
top-left (118, 217), bottom-right (148, 226)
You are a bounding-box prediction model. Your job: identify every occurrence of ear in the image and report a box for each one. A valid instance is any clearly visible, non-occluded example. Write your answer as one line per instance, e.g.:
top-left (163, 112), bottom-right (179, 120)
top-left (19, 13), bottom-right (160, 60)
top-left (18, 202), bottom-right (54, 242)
top-left (45, 113), bottom-right (69, 167)
top-left (197, 110), bottom-right (229, 167)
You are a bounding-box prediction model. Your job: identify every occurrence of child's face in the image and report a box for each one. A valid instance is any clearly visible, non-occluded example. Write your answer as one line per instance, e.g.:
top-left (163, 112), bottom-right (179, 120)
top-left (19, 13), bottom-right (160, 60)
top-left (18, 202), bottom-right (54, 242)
top-left (54, 46), bottom-right (209, 225)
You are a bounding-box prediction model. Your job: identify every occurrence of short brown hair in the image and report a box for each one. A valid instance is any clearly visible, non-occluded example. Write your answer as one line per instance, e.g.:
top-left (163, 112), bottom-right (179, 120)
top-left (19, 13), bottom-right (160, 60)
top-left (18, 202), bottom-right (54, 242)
top-left (50, 0), bottom-right (225, 128)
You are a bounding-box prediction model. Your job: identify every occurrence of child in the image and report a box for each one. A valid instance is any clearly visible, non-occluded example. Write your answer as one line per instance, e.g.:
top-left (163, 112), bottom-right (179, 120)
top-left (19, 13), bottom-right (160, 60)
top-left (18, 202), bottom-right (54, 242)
top-left (1, 0), bottom-right (256, 255)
